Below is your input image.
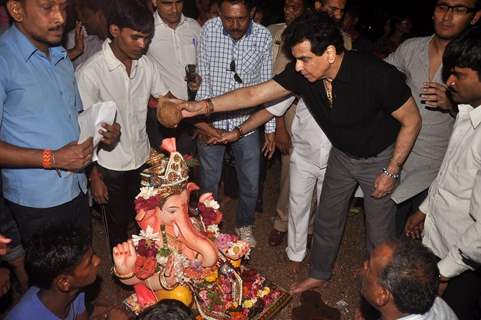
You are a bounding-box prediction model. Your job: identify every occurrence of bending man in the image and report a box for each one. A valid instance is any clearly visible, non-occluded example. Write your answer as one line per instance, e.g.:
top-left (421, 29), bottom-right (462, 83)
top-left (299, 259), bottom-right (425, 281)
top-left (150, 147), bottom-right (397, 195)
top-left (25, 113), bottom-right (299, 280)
top-left (167, 11), bottom-right (421, 294)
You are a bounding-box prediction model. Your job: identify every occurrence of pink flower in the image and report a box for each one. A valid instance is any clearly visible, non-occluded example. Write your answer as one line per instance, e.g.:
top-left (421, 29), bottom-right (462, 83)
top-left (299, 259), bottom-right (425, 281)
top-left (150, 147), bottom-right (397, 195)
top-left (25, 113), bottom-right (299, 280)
top-left (215, 233), bottom-right (238, 250)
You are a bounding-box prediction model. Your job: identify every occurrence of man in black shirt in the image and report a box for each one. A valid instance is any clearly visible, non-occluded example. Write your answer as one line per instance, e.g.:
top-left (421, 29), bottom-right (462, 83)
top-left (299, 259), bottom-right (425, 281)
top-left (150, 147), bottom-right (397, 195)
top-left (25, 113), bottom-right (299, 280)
top-left (166, 11), bottom-right (421, 294)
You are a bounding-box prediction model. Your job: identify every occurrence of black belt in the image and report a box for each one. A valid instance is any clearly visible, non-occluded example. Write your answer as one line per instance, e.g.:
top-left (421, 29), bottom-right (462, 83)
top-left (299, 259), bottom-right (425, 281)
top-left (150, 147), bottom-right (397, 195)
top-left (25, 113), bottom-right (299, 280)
top-left (342, 150), bottom-right (373, 160)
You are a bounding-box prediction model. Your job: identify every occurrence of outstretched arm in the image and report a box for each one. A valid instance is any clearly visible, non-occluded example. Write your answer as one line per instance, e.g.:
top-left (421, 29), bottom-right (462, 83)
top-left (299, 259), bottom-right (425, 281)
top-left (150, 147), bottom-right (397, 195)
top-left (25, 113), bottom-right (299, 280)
top-left (181, 80), bottom-right (290, 118)
top-left (217, 109), bottom-right (275, 144)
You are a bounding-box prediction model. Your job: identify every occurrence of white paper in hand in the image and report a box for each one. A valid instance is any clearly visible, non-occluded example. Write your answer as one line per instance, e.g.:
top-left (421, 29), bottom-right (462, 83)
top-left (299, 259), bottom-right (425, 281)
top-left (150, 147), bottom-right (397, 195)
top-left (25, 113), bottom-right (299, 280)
top-left (78, 101), bottom-right (117, 161)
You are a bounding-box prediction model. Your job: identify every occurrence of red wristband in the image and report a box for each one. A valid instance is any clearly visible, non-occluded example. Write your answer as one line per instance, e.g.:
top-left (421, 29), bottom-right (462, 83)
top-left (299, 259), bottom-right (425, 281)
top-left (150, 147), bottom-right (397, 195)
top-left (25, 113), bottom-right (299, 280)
top-left (42, 149), bottom-right (53, 169)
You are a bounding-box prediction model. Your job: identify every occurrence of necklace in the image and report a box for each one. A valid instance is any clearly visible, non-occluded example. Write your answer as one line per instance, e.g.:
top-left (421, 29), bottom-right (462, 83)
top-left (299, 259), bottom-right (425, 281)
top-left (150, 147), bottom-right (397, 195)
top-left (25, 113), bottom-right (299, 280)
top-left (323, 79), bottom-right (333, 106)
top-left (159, 225), bottom-right (172, 257)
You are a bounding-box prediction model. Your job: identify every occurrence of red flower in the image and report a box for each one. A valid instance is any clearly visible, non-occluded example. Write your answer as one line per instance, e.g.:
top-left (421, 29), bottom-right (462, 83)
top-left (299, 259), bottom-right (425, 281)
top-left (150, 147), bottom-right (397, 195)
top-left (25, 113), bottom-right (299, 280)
top-left (135, 195), bottom-right (161, 212)
top-left (198, 203), bottom-right (223, 225)
top-left (135, 256), bottom-right (157, 280)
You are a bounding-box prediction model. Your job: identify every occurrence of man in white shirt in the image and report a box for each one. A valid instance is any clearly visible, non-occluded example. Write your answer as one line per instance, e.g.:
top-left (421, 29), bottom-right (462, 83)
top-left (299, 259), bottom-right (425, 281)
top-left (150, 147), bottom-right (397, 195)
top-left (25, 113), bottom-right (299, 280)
top-left (360, 239), bottom-right (457, 320)
top-left (147, 0), bottom-right (201, 153)
top-left (266, 0), bottom-right (307, 249)
top-left (405, 25), bottom-right (481, 319)
top-left (76, 0), bottom-right (169, 250)
top-left (218, 96), bottom-right (331, 272)
top-left (148, 0), bottom-right (201, 100)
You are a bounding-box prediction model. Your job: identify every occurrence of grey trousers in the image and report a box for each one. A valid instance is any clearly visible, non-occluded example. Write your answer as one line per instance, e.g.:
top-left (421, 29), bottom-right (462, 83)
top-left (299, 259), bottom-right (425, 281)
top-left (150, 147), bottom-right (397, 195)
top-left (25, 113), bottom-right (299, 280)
top-left (309, 146), bottom-right (396, 280)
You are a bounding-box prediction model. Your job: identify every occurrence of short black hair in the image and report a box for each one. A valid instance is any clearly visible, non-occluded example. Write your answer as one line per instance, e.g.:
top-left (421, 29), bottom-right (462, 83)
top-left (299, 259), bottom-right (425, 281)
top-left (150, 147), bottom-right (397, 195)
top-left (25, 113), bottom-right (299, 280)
top-left (74, 0), bottom-right (106, 12)
top-left (443, 25), bottom-right (481, 82)
top-left (283, 10), bottom-right (345, 58)
top-left (25, 224), bottom-right (91, 289)
top-left (344, 3), bottom-right (361, 20)
top-left (284, 0), bottom-right (309, 10)
top-left (217, 0), bottom-right (254, 11)
top-left (379, 240), bottom-right (439, 315)
top-left (108, 0), bottom-right (154, 37)
top-left (137, 300), bottom-right (194, 320)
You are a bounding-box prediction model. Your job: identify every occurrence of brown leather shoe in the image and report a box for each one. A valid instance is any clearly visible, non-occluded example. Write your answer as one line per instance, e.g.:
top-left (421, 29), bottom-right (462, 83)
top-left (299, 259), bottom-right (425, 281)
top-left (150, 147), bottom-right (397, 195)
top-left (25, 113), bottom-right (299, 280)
top-left (268, 229), bottom-right (286, 246)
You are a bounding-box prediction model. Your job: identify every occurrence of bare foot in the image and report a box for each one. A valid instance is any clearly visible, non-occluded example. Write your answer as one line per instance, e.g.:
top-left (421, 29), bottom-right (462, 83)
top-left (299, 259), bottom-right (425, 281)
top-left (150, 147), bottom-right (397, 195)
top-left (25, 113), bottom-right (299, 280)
top-left (290, 277), bottom-right (326, 294)
top-left (289, 261), bottom-right (301, 274)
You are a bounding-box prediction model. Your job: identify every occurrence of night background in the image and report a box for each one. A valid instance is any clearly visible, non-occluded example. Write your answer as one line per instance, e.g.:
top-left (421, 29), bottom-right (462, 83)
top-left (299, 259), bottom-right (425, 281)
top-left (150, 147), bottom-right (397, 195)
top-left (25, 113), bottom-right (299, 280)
top-left (182, 0), bottom-right (439, 39)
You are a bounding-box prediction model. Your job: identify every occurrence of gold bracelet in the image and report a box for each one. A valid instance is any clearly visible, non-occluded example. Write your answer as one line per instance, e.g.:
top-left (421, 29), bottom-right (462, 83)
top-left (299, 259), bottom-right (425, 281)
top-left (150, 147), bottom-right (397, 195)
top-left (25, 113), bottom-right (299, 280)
top-left (111, 266), bottom-right (135, 280)
top-left (159, 272), bottom-right (174, 290)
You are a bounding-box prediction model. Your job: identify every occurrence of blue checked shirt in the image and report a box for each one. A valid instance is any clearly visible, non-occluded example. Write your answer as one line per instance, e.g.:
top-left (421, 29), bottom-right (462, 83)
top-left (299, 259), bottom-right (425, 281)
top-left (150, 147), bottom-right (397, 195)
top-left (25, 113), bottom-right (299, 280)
top-left (196, 17), bottom-right (275, 133)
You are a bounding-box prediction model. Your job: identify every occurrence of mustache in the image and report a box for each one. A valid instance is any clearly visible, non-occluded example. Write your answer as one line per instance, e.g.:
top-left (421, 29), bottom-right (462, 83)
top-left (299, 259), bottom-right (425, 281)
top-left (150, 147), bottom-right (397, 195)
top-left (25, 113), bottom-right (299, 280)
top-left (447, 86), bottom-right (457, 95)
top-left (48, 25), bottom-right (64, 32)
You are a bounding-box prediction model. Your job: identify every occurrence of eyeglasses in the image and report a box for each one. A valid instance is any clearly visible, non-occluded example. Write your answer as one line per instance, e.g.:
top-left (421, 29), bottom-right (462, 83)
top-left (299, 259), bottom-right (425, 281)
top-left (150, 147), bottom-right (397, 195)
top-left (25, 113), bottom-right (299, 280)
top-left (435, 4), bottom-right (478, 15)
top-left (229, 60), bottom-right (243, 84)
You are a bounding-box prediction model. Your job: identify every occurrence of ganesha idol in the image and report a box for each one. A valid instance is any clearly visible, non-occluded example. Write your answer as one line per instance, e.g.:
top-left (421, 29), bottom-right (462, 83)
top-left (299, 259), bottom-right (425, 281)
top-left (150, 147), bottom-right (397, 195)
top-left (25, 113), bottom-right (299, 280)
top-left (112, 138), bottom-right (250, 314)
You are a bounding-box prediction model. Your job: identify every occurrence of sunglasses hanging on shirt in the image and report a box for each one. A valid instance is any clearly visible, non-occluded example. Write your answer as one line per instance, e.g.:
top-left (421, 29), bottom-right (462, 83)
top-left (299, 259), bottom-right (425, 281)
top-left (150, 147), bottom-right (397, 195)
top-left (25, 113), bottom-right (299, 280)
top-left (229, 60), bottom-right (243, 84)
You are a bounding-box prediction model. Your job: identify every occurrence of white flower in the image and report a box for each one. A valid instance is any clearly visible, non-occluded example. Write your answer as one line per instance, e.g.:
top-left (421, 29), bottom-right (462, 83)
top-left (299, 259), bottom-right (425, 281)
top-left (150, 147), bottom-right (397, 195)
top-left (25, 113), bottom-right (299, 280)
top-left (156, 255), bottom-right (168, 265)
top-left (204, 199), bottom-right (220, 210)
top-left (207, 224), bottom-right (220, 235)
top-left (132, 225), bottom-right (161, 246)
top-left (136, 187), bottom-right (159, 200)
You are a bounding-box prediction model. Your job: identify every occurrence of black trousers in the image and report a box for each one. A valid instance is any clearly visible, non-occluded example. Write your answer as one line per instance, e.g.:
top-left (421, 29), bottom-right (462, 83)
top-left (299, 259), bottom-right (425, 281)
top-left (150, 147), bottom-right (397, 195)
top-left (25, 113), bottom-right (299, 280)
top-left (98, 166), bottom-right (142, 250)
top-left (395, 189), bottom-right (428, 237)
top-left (443, 270), bottom-right (481, 320)
top-left (7, 193), bottom-right (90, 246)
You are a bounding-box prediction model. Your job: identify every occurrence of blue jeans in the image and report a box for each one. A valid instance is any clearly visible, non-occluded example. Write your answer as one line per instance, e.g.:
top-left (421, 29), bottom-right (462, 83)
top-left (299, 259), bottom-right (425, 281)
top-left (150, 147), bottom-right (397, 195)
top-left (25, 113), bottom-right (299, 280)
top-left (197, 131), bottom-right (260, 227)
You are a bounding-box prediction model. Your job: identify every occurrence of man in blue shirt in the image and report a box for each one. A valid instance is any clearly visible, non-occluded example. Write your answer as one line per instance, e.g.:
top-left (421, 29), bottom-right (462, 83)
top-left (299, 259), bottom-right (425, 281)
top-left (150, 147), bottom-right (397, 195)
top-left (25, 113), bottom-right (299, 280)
top-left (0, 0), bottom-right (119, 244)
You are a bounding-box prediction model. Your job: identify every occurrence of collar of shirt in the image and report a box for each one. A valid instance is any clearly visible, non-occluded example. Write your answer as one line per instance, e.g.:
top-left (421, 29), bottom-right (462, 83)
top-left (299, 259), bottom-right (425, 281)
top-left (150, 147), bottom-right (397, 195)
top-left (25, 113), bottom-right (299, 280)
top-left (101, 38), bottom-right (139, 75)
top-left (10, 24), bottom-right (66, 64)
top-left (154, 11), bottom-right (186, 29)
top-left (333, 51), bottom-right (352, 84)
top-left (458, 104), bottom-right (481, 128)
top-left (222, 19), bottom-right (253, 39)
top-left (419, 34), bottom-right (435, 55)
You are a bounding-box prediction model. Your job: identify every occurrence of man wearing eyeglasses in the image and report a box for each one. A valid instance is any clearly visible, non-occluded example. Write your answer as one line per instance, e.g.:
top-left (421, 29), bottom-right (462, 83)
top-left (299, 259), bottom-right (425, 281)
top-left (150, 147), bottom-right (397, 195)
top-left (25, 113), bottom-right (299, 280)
top-left (193, 0), bottom-right (274, 247)
top-left (386, 0), bottom-right (481, 237)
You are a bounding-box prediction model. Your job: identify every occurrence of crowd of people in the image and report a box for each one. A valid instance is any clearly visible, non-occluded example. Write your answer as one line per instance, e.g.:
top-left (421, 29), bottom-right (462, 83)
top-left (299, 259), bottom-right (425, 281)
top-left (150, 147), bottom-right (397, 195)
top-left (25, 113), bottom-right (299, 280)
top-left (0, 0), bottom-right (480, 319)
